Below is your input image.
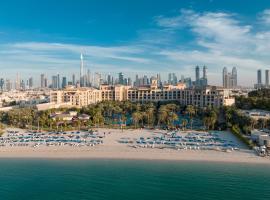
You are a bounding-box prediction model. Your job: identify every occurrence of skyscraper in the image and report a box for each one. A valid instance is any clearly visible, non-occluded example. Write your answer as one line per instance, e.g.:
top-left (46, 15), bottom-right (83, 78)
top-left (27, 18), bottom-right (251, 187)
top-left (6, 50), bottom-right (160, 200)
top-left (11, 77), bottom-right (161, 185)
top-left (28, 77), bottom-right (33, 89)
top-left (168, 73), bottom-right (177, 85)
top-left (266, 70), bottom-right (269, 86)
top-left (195, 66), bottom-right (207, 87)
top-left (0, 78), bottom-right (4, 91)
top-left (80, 53), bottom-right (84, 87)
top-left (87, 69), bottom-right (91, 86)
top-left (107, 74), bottom-right (112, 85)
top-left (232, 67), bottom-right (237, 87)
top-left (57, 74), bottom-right (60, 89)
top-left (223, 67), bottom-right (237, 88)
top-left (118, 72), bottom-right (124, 85)
top-left (195, 66), bottom-right (200, 85)
top-left (203, 66), bottom-right (207, 79)
top-left (6, 79), bottom-right (12, 91)
top-left (72, 74), bottom-right (76, 86)
top-left (62, 77), bottom-right (67, 88)
top-left (94, 73), bottom-right (101, 88)
top-left (15, 73), bottom-right (20, 90)
top-left (52, 76), bottom-right (58, 89)
top-left (257, 69), bottom-right (262, 85)
top-left (202, 66), bottom-right (208, 86)
top-left (44, 77), bottom-right (48, 88)
top-left (223, 67), bottom-right (228, 88)
top-left (40, 74), bottom-right (46, 88)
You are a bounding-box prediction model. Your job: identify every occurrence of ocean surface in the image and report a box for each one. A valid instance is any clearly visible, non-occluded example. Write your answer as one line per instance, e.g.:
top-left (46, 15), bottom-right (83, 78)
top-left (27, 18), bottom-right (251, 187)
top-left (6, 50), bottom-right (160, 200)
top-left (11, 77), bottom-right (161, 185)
top-left (0, 159), bottom-right (269, 200)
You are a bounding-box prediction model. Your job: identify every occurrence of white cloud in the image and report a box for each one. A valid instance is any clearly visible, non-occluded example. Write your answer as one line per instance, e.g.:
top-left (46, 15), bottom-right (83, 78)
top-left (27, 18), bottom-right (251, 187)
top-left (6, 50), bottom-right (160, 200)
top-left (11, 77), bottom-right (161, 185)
top-left (153, 9), bottom-right (270, 86)
top-left (3, 9), bottom-right (270, 86)
top-left (258, 9), bottom-right (270, 25)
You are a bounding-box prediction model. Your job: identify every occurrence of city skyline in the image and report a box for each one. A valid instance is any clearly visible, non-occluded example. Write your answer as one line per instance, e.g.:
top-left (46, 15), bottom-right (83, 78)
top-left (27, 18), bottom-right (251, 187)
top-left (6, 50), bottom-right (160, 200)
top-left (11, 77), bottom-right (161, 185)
top-left (1, 1), bottom-right (270, 86)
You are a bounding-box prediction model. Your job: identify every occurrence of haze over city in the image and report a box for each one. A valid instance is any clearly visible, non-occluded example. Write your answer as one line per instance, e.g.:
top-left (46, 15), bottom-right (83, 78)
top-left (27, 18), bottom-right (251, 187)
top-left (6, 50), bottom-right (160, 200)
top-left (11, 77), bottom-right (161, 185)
top-left (0, 0), bottom-right (270, 86)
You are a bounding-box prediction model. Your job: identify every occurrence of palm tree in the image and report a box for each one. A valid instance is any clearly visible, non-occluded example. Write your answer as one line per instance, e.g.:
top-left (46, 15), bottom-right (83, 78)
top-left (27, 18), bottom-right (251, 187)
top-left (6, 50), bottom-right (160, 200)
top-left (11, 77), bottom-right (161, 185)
top-left (209, 111), bottom-right (217, 130)
top-left (158, 106), bottom-right (168, 127)
top-left (168, 112), bottom-right (178, 128)
top-left (186, 105), bottom-right (195, 130)
top-left (182, 119), bottom-right (188, 130)
top-left (132, 111), bottom-right (142, 128)
top-left (120, 114), bottom-right (127, 130)
top-left (146, 107), bottom-right (155, 128)
top-left (203, 117), bottom-right (210, 130)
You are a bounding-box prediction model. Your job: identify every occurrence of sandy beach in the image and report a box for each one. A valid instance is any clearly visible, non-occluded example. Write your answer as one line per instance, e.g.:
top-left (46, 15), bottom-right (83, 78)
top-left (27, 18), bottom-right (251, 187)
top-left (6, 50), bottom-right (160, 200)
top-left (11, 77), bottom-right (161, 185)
top-left (0, 128), bottom-right (269, 164)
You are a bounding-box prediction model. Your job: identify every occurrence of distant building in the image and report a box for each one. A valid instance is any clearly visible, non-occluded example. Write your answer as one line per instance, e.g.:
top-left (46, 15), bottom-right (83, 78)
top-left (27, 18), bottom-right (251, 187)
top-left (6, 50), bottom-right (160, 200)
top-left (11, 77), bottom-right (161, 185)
top-left (195, 66), bottom-right (208, 87)
top-left (72, 74), bottom-right (76, 86)
top-left (62, 77), bottom-right (67, 89)
top-left (57, 74), bottom-right (61, 89)
top-left (80, 54), bottom-right (85, 87)
top-left (0, 78), bottom-right (4, 91)
top-left (28, 77), bottom-right (33, 89)
top-left (168, 73), bottom-right (177, 85)
top-left (52, 76), bottom-right (58, 89)
top-left (6, 79), bottom-right (12, 91)
top-left (266, 70), bottom-right (269, 87)
top-left (223, 67), bottom-right (237, 88)
top-left (118, 72), bottom-right (124, 85)
top-left (40, 74), bottom-right (46, 88)
top-left (255, 69), bottom-right (270, 89)
top-left (257, 69), bottom-right (262, 85)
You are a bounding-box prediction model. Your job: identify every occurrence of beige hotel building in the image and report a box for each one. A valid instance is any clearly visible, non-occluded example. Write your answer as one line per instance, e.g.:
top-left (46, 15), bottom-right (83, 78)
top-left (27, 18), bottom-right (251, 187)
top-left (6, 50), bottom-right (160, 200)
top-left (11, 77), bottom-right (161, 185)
top-left (49, 80), bottom-right (235, 109)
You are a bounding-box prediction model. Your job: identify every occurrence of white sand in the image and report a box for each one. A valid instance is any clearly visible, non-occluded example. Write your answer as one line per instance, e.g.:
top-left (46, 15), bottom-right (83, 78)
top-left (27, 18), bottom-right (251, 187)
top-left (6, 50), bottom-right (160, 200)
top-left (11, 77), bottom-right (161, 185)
top-left (0, 128), bottom-right (269, 164)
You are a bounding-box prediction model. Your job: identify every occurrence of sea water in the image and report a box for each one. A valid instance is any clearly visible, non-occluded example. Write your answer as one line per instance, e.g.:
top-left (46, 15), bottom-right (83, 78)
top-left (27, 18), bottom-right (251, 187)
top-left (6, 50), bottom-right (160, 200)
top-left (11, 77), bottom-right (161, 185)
top-left (0, 159), bottom-right (269, 200)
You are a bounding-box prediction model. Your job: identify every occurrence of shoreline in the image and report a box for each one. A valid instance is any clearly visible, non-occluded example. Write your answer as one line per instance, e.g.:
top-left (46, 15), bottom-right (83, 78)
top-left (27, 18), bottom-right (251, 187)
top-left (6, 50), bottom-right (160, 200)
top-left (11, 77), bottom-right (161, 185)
top-left (0, 128), bottom-right (269, 164)
top-left (0, 147), bottom-right (269, 164)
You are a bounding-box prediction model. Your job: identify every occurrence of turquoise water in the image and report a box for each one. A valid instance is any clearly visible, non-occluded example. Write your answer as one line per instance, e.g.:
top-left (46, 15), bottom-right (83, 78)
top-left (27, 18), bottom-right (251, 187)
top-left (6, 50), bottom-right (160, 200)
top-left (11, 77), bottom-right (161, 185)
top-left (0, 159), bottom-right (270, 200)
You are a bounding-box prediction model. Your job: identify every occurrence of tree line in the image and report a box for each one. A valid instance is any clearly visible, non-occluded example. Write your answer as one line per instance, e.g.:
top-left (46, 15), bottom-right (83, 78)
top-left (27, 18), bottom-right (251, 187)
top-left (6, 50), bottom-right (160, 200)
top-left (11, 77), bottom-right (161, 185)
top-left (236, 89), bottom-right (270, 111)
top-left (0, 101), bottom-right (220, 131)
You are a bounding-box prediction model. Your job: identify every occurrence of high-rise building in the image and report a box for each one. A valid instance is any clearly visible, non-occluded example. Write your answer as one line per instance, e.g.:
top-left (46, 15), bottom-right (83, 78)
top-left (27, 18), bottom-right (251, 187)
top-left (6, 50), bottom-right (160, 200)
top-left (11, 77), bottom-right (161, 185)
top-left (52, 76), bottom-right (58, 89)
top-left (266, 70), bottom-right (269, 86)
top-left (257, 69), bottom-right (262, 85)
top-left (44, 77), bottom-right (48, 88)
top-left (94, 73), bottom-right (101, 88)
top-left (80, 53), bottom-right (84, 87)
top-left (203, 66), bottom-right (207, 79)
top-left (107, 74), bottom-right (112, 85)
top-left (28, 77), bottom-right (33, 89)
top-left (6, 79), bottom-right (12, 91)
top-left (57, 74), bottom-right (60, 89)
top-left (15, 73), bottom-right (20, 90)
top-left (72, 74), bottom-right (76, 86)
top-left (40, 74), bottom-right (46, 88)
top-left (223, 67), bottom-right (228, 88)
top-left (20, 80), bottom-right (25, 91)
top-left (157, 73), bottom-right (161, 86)
top-left (232, 67), bottom-right (237, 87)
top-left (87, 69), bottom-right (91, 86)
top-left (0, 78), bottom-right (4, 91)
top-left (168, 73), bottom-right (177, 85)
top-left (143, 75), bottom-right (149, 86)
top-left (195, 66), bottom-right (200, 85)
top-left (195, 66), bottom-right (207, 87)
top-left (201, 66), bottom-right (208, 86)
top-left (223, 67), bottom-right (237, 88)
top-left (135, 74), bottom-right (139, 87)
top-left (62, 77), bottom-right (67, 88)
top-left (118, 72), bottom-right (124, 85)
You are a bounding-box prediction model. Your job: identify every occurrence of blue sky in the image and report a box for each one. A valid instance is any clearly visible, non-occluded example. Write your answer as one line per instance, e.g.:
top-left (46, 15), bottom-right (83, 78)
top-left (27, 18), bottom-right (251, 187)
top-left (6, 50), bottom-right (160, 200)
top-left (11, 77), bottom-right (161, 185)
top-left (1, 0), bottom-right (270, 86)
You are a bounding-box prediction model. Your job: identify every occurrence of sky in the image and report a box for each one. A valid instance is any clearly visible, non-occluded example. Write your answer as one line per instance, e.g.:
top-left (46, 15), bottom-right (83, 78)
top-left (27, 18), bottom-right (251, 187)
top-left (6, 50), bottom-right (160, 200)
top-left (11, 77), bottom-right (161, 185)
top-left (1, 0), bottom-right (270, 86)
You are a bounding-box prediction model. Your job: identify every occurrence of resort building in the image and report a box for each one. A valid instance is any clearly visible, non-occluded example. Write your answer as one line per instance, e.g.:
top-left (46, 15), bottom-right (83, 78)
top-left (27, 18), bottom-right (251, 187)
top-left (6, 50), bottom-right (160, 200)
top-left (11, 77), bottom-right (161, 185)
top-left (50, 86), bottom-right (101, 107)
top-left (50, 83), bottom-right (235, 108)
